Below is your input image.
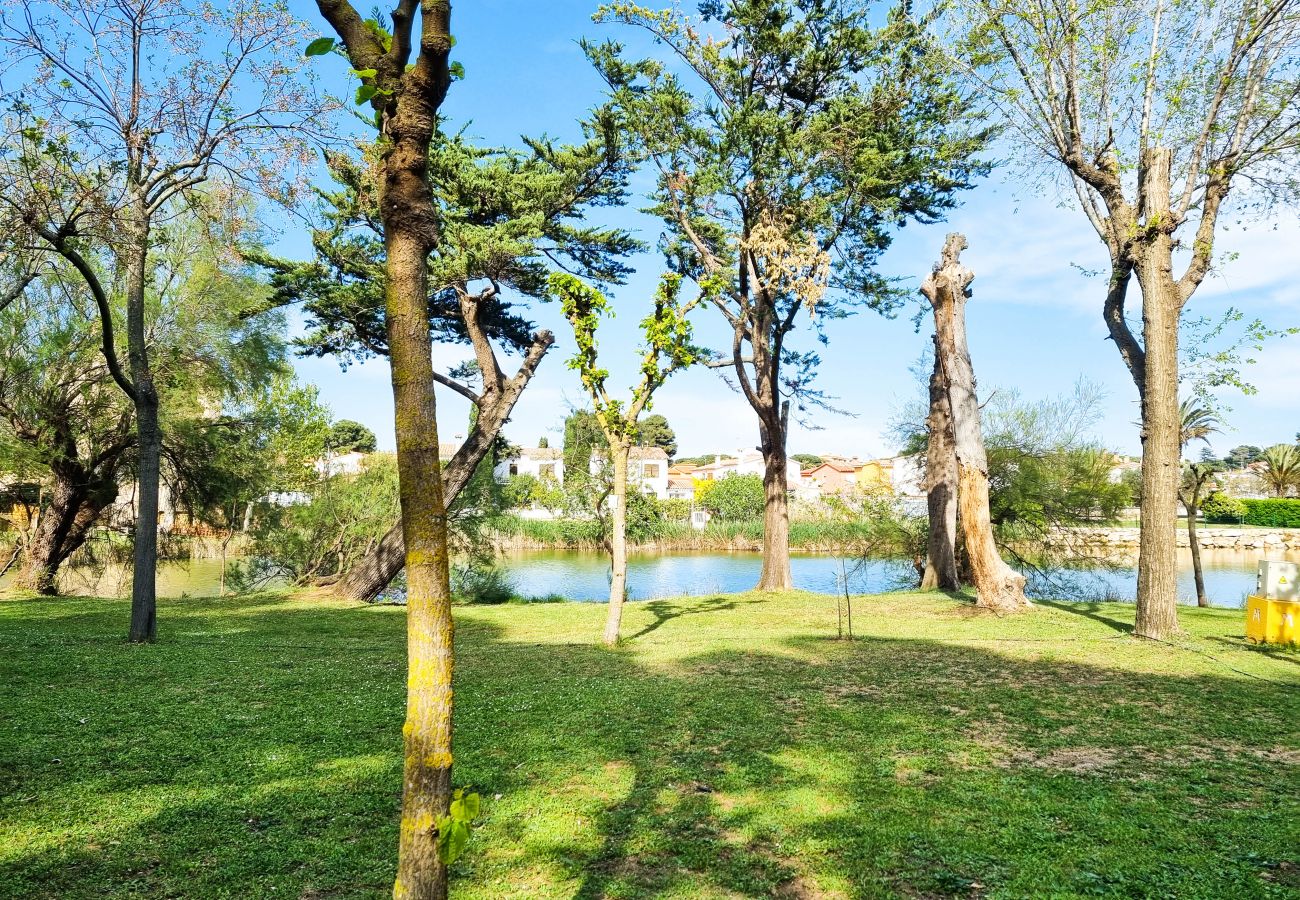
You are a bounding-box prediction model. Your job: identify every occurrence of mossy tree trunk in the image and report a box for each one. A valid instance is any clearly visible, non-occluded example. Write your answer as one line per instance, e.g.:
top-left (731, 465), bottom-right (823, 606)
top-left (312, 2), bottom-right (456, 896)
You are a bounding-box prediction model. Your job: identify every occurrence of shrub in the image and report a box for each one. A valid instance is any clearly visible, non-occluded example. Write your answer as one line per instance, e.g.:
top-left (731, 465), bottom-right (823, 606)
top-left (695, 473), bottom-right (765, 521)
top-left (659, 498), bottom-right (692, 522)
top-left (451, 557), bottom-right (517, 604)
top-left (1201, 492), bottom-right (1247, 524)
top-left (1240, 498), bottom-right (1300, 528)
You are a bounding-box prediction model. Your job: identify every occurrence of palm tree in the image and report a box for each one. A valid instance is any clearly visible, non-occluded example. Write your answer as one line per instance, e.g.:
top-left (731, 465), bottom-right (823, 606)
top-left (1178, 400), bottom-right (1220, 608)
top-left (1259, 444), bottom-right (1300, 498)
top-left (1179, 399), bottom-right (1220, 450)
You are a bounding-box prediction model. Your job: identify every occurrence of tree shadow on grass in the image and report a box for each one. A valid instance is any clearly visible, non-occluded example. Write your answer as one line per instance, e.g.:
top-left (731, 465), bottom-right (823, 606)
top-left (2, 594), bottom-right (1299, 899)
top-left (1036, 599), bottom-right (1136, 635)
top-left (624, 594), bottom-right (767, 641)
top-left (1206, 634), bottom-right (1300, 667)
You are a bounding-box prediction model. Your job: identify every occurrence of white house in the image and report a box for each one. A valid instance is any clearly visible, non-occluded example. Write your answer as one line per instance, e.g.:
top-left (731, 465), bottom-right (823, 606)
top-left (494, 445), bottom-right (671, 498)
top-left (690, 450), bottom-right (801, 486)
top-left (493, 446), bottom-right (564, 482)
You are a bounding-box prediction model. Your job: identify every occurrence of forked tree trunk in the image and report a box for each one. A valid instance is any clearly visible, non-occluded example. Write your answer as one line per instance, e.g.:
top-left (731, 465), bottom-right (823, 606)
top-left (370, 10), bottom-right (456, 895)
top-left (13, 474), bottom-right (113, 595)
top-left (603, 443), bottom-right (630, 645)
top-left (923, 234), bottom-right (1029, 613)
top-left (1130, 148), bottom-right (1182, 640)
top-left (921, 341), bottom-right (959, 591)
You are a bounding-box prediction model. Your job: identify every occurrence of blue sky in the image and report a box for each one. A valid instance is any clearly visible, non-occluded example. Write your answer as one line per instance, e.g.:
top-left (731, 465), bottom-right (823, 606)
top-left (281, 0), bottom-right (1300, 461)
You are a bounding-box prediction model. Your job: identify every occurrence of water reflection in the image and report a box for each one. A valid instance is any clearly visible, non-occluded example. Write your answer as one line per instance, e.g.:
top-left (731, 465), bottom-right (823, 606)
top-left (4, 547), bottom-right (1295, 608)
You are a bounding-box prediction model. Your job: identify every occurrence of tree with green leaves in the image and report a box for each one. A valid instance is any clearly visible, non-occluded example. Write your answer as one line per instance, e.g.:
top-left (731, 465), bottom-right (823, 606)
top-left (1228, 445), bottom-right (1264, 470)
top-left (256, 131), bottom-right (637, 605)
top-left (2, 0), bottom-right (326, 642)
top-left (326, 420), bottom-right (378, 454)
top-left (550, 271), bottom-right (706, 645)
top-left (1, 221), bottom-right (295, 595)
top-left (636, 414), bottom-right (678, 459)
top-left (303, 3), bottom-right (462, 891)
top-left (696, 473), bottom-right (766, 521)
top-left (589, 0), bottom-right (988, 590)
top-left (954, 0), bottom-right (1300, 639)
top-left (301, 7), bottom-right (639, 887)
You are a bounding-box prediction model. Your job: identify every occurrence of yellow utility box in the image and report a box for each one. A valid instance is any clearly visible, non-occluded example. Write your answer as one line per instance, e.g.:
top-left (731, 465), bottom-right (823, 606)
top-left (1245, 561), bottom-right (1299, 646)
top-left (1245, 596), bottom-right (1300, 646)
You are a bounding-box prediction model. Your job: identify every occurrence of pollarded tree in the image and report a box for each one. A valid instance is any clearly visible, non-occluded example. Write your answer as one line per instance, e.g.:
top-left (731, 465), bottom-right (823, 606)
top-left (254, 129), bottom-right (638, 603)
top-left (1, 0), bottom-right (327, 642)
top-left (550, 271), bottom-right (707, 645)
top-left (590, 0), bottom-right (989, 590)
top-left (954, 0), bottom-right (1300, 639)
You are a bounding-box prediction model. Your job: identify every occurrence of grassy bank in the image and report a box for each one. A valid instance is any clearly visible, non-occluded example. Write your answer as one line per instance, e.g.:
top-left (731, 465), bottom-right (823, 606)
top-left (2, 591), bottom-right (1297, 898)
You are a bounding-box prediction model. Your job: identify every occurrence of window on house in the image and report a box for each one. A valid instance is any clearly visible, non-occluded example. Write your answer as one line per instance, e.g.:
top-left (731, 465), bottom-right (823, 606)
top-left (509, 463), bottom-right (518, 476)
top-left (540, 464), bottom-right (556, 479)
top-left (643, 464), bottom-right (659, 478)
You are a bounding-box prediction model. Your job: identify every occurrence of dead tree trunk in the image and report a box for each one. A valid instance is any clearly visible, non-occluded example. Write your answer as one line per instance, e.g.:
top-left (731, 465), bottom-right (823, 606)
top-left (923, 234), bottom-right (1029, 613)
top-left (921, 340), bottom-right (959, 591)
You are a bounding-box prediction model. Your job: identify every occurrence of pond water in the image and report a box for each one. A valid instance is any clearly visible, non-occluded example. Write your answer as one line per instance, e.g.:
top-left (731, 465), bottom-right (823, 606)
top-left (494, 548), bottom-right (1299, 608)
top-left (5, 547), bottom-right (1296, 608)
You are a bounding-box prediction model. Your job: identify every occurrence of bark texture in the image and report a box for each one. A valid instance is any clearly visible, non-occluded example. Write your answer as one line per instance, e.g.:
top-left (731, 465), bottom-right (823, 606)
top-left (13, 472), bottom-right (116, 594)
top-left (1129, 148), bottom-right (1182, 639)
top-left (921, 341), bottom-right (960, 591)
top-left (603, 443), bottom-right (630, 646)
top-left (312, 1), bottom-right (458, 895)
top-left (755, 396), bottom-right (793, 591)
top-left (124, 210), bottom-right (161, 644)
top-left (923, 234), bottom-right (1029, 613)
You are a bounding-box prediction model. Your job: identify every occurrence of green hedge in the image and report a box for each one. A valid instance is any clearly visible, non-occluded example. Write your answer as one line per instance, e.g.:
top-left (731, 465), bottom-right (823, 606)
top-left (1201, 492), bottom-right (1247, 524)
top-left (1241, 498), bottom-right (1300, 528)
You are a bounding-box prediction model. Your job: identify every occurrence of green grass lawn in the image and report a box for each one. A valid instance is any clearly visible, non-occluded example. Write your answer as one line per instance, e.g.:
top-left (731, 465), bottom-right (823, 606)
top-left (1, 590), bottom-right (1297, 899)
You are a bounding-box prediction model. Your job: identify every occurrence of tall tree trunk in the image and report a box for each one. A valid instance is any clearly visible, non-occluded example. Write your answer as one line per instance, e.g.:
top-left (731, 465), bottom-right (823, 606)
top-left (924, 234), bottom-right (1029, 613)
top-left (1186, 498), bottom-right (1208, 608)
top-left (328, 334), bottom-right (550, 602)
top-left (603, 442), bottom-right (630, 645)
top-left (378, 14), bottom-right (455, 895)
top-left (388, 223), bottom-right (454, 900)
top-left (922, 342), bottom-right (959, 591)
top-left (1131, 148), bottom-right (1182, 640)
top-left (756, 401), bottom-right (793, 591)
top-left (124, 210), bottom-right (160, 644)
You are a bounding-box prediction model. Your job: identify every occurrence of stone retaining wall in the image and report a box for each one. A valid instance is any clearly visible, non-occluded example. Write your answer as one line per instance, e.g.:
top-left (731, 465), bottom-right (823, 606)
top-left (1061, 527), bottom-right (1300, 551)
